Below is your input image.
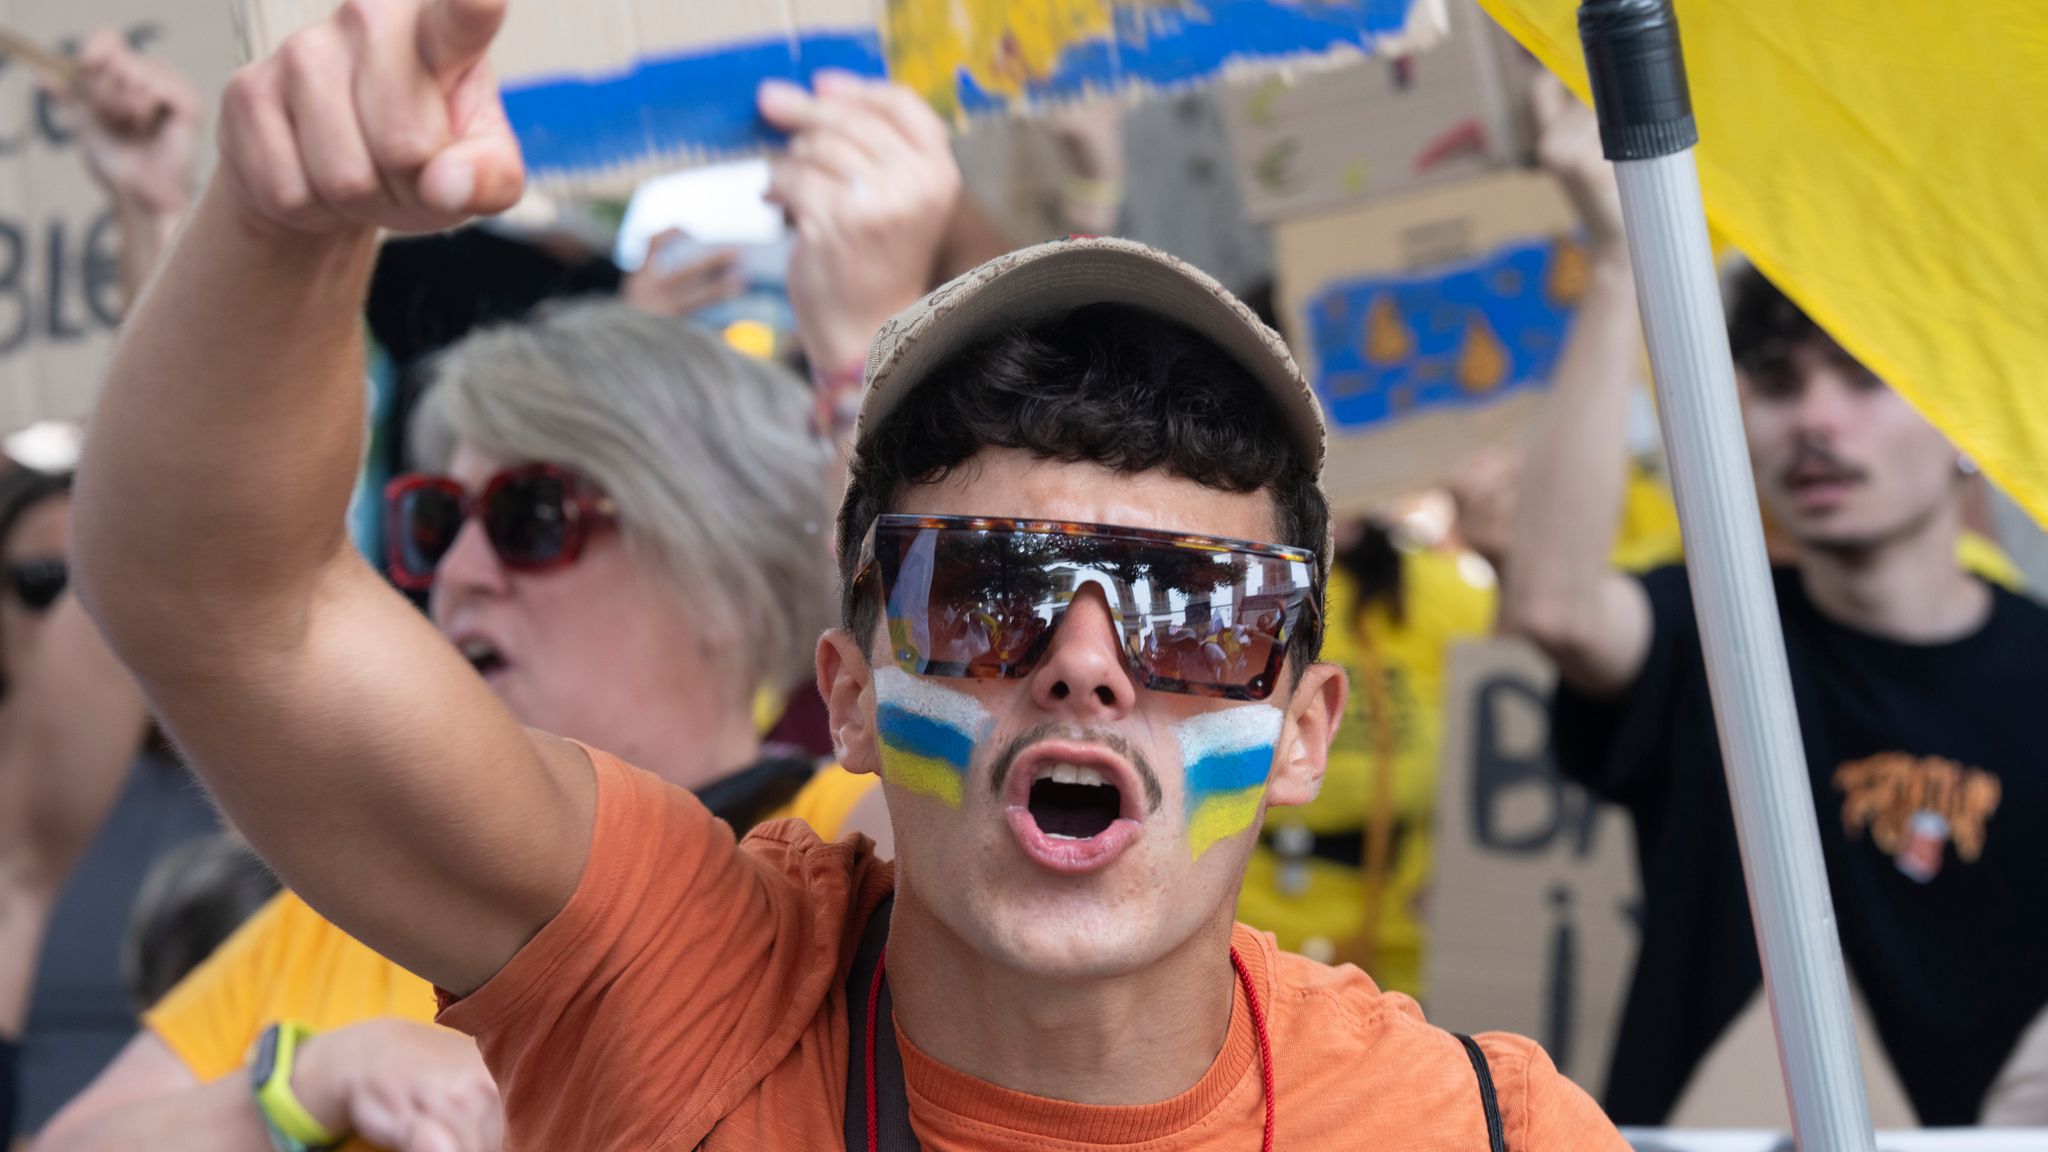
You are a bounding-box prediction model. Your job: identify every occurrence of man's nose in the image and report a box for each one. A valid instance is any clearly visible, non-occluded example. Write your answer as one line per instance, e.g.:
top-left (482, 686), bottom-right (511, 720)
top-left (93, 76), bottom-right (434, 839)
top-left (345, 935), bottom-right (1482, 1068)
top-left (1026, 583), bottom-right (1138, 720)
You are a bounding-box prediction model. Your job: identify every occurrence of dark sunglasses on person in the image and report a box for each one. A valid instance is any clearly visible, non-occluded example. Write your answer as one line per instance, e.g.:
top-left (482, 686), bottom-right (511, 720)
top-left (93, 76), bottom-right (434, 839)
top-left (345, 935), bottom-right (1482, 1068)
top-left (854, 514), bottom-right (1322, 702)
top-left (4, 556), bottom-right (66, 612)
top-left (383, 463), bottom-right (617, 591)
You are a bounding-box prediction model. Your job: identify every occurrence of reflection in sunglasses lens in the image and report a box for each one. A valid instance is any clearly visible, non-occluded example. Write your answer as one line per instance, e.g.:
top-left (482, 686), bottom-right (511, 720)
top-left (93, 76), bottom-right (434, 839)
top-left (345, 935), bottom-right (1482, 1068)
top-left (874, 520), bottom-right (1312, 700)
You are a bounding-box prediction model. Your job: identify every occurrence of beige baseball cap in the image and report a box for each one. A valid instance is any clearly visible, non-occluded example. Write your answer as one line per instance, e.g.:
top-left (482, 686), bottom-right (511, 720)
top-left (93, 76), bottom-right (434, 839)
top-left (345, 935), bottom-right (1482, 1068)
top-left (854, 235), bottom-right (1326, 476)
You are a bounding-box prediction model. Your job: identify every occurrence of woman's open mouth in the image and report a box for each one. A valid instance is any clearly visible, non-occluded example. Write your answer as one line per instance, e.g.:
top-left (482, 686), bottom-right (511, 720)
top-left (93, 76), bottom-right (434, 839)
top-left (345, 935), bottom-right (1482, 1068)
top-left (454, 633), bottom-right (512, 684)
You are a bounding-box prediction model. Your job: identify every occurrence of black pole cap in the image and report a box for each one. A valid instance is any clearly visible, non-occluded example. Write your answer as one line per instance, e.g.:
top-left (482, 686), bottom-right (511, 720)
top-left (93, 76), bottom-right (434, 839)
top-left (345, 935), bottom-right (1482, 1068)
top-left (1579, 0), bottom-right (1697, 160)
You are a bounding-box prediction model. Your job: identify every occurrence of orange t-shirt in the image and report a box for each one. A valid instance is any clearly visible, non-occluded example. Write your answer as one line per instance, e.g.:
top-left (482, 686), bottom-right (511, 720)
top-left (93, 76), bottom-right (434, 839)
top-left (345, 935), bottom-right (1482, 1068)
top-left (438, 749), bottom-right (1626, 1150)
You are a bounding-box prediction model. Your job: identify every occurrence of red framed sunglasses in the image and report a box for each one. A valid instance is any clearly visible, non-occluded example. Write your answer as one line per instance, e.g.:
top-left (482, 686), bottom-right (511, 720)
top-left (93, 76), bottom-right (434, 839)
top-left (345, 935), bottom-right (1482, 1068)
top-left (855, 514), bottom-right (1322, 701)
top-left (383, 463), bottom-right (617, 591)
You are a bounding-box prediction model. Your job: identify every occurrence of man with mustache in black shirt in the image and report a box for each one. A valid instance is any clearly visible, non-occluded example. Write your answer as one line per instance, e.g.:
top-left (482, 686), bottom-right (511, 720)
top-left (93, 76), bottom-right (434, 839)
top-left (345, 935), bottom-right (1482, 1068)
top-left (1498, 83), bottom-right (2048, 1126)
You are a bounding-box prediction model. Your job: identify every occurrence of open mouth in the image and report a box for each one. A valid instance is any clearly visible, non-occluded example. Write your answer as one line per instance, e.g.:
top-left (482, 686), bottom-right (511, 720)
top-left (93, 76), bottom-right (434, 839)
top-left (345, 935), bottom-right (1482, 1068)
top-left (1028, 764), bottom-right (1123, 840)
top-left (459, 636), bottom-right (509, 678)
top-left (1005, 743), bottom-right (1144, 874)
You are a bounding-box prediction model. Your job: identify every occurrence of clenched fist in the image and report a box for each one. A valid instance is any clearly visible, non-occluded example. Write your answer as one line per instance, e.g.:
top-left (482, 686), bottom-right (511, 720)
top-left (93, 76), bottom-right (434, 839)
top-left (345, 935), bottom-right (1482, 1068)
top-left (218, 0), bottom-right (524, 235)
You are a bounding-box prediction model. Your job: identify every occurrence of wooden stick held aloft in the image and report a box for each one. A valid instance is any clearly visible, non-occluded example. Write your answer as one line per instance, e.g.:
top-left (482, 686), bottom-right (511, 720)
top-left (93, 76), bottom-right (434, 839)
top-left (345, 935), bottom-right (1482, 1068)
top-left (0, 25), bottom-right (78, 87)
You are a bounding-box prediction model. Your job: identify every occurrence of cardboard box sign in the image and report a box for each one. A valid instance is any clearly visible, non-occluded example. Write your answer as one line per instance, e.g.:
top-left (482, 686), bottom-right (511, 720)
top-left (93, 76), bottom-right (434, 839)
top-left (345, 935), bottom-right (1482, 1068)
top-left (0, 4), bottom-right (235, 438)
top-left (1273, 168), bottom-right (1581, 515)
top-left (1220, 0), bottom-right (1535, 222)
top-left (238, 0), bottom-right (1445, 193)
top-left (1426, 638), bottom-right (1638, 1091)
top-left (1428, 640), bottom-right (1919, 1123)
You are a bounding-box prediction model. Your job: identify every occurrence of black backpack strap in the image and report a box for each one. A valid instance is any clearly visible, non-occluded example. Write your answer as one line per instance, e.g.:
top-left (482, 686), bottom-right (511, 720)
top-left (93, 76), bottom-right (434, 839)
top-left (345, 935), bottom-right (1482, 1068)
top-left (694, 749), bottom-right (818, 834)
top-left (845, 895), bottom-right (921, 1152)
top-left (1454, 1032), bottom-right (1508, 1152)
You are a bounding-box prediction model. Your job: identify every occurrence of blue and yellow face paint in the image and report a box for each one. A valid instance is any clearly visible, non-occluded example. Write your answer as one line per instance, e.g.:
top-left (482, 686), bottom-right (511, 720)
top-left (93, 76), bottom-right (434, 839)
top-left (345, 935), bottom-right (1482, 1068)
top-left (1177, 705), bottom-right (1285, 860)
top-left (873, 667), bottom-right (988, 808)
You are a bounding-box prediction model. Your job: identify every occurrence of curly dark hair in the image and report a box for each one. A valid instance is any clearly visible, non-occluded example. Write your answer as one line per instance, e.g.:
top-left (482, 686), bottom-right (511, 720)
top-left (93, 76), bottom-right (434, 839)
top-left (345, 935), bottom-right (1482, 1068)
top-left (837, 303), bottom-right (1328, 679)
top-left (1726, 262), bottom-right (1825, 380)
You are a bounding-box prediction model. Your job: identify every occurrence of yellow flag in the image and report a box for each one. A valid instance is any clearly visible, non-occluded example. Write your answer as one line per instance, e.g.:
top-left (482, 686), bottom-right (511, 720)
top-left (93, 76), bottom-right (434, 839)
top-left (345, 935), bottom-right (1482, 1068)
top-left (1477, 0), bottom-right (2048, 528)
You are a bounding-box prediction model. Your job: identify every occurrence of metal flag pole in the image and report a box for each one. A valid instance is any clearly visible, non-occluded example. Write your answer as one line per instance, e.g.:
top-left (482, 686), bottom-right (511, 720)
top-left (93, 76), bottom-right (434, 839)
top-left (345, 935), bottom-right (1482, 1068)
top-left (1574, 1), bottom-right (1876, 1148)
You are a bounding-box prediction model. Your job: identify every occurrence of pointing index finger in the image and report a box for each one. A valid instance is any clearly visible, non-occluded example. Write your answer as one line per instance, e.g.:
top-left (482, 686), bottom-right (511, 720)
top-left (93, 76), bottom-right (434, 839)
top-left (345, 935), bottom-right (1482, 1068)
top-left (417, 0), bottom-right (505, 86)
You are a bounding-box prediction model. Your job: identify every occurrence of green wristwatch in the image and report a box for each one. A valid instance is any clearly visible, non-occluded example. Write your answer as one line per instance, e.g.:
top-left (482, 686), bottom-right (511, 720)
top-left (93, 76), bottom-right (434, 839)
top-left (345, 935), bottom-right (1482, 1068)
top-left (249, 1021), bottom-right (344, 1152)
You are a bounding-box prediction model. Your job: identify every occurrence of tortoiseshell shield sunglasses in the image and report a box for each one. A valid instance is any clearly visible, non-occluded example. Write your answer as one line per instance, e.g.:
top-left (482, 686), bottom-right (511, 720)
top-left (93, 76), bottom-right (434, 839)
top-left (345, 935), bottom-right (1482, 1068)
top-left (854, 514), bottom-right (1321, 702)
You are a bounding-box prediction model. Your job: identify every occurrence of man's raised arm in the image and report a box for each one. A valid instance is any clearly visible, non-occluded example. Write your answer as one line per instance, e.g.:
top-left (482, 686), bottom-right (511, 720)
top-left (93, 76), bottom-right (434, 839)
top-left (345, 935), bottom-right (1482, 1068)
top-left (1494, 78), bottom-right (1655, 697)
top-left (71, 0), bottom-right (587, 996)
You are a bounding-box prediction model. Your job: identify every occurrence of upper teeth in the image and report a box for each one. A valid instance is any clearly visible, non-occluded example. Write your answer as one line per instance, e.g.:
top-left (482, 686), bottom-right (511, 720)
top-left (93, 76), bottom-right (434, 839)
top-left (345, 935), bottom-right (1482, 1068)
top-left (1036, 763), bottom-right (1109, 787)
top-left (461, 639), bottom-right (498, 662)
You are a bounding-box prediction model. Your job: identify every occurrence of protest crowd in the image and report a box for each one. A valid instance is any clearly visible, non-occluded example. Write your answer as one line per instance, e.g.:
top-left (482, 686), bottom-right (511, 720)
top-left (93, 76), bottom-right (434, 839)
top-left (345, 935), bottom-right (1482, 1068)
top-left (0, 0), bottom-right (2044, 1149)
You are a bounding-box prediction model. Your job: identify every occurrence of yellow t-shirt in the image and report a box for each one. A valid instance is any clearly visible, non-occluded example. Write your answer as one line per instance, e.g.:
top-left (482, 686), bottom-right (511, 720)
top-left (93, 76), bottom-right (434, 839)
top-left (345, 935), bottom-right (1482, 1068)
top-left (144, 762), bottom-right (872, 1150)
top-left (143, 891), bottom-right (433, 1152)
top-left (1612, 467), bottom-right (1686, 572)
top-left (1237, 550), bottom-right (1495, 998)
top-left (767, 761), bottom-right (876, 835)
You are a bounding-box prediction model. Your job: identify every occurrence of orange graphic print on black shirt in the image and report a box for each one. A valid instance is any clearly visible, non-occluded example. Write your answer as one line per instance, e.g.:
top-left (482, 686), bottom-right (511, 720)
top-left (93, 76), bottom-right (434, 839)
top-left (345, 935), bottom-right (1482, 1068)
top-left (1834, 753), bottom-right (2003, 883)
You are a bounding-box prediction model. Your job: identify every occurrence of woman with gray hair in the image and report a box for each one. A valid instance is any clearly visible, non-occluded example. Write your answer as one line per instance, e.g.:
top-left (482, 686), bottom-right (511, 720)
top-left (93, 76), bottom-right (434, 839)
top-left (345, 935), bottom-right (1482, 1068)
top-left (400, 298), bottom-right (836, 811)
top-left (39, 302), bottom-right (870, 1152)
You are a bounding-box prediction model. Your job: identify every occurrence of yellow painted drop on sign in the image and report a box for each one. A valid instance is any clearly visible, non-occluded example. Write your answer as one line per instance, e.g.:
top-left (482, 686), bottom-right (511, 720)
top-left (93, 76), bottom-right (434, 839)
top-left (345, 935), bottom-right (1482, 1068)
top-left (1456, 313), bottom-right (1509, 393)
top-left (1474, 0), bottom-right (2048, 529)
top-left (1366, 293), bottom-right (1416, 364)
top-left (1546, 236), bottom-right (1590, 304)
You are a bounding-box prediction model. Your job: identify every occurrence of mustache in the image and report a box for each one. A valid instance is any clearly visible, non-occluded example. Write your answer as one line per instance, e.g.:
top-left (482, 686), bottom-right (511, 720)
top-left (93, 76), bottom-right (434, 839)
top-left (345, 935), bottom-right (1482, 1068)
top-left (1779, 441), bottom-right (1869, 487)
top-left (987, 722), bottom-right (1165, 815)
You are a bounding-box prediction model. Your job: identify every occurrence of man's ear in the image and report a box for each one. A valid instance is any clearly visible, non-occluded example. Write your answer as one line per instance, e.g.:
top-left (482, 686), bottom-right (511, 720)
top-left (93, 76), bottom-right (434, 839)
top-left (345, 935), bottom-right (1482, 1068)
top-left (818, 628), bottom-right (881, 776)
top-left (1265, 662), bottom-right (1347, 809)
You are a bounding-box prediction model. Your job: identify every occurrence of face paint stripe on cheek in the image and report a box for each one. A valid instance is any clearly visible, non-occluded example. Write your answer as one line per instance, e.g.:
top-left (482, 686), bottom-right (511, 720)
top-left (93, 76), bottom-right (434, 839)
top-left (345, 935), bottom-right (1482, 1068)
top-left (1175, 705), bottom-right (1285, 860)
top-left (1188, 788), bottom-right (1266, 861)
top-left (873, 667), bottom-right (987, 809)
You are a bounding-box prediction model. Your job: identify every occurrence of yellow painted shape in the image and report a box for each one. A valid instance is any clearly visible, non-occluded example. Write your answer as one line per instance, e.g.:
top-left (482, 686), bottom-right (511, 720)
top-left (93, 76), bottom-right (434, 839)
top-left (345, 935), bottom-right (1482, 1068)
top-left (1545, 236), bottom-right (1590, 305)
top-left (1366, 293), bottom-right (1415, 364)
top-left (1189, 784), bottom-right (1267, 860)
top-left (881, 745), bottom-right (966, 808)
top-left (1456, 312), bottom-right (1509, 393)
top-left (883, 0), bottom-right (1119, 120)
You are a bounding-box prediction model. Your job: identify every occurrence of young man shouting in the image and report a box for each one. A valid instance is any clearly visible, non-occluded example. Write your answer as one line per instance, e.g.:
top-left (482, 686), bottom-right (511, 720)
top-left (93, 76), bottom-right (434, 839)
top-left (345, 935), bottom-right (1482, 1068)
top-left (71, 0), bottom-right (1626, 1146)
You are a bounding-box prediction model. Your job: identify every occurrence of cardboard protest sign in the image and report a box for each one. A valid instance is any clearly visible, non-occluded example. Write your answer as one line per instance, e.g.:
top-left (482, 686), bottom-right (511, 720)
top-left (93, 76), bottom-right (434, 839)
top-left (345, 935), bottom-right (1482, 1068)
top-left (1273, 169), bottom-right (1582, 514)
top-left (1667, 984), bottom-right (1914, 1129)
top-left (238, 0), bottom-right (1442, 192)
top-left (0, 3), bottom-right (234, 437)
top-left (1220, 0), bottom-right (1536, 222)
top-left (1425, 637), bottom-right (1638, 1090)
top-left (1427, 640), bottom-right (1919, 1122)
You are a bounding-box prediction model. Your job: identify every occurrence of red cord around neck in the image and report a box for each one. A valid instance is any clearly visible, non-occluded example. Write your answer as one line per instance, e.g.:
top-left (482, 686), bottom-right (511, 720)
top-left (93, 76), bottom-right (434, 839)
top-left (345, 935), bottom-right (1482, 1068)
top-left (867, 946), bottom-right (1275, 1152)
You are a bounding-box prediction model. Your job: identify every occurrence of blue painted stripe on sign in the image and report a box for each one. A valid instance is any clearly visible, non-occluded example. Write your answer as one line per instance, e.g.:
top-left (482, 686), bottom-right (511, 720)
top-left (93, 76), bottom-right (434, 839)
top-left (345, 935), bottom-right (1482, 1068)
top-left (501, 31), bottom-right (885, 175)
